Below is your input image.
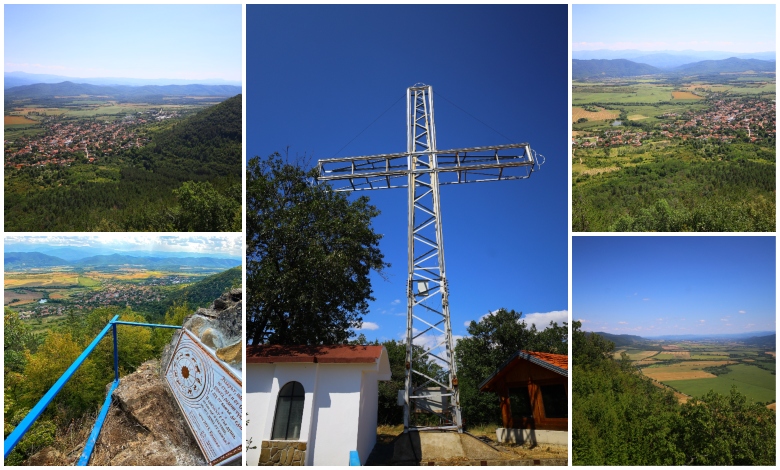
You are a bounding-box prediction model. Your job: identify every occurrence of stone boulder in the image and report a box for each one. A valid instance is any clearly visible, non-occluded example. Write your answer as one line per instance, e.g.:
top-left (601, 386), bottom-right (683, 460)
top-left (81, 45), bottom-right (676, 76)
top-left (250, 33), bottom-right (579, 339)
top-left (88, 360), bottom-right (206, 466)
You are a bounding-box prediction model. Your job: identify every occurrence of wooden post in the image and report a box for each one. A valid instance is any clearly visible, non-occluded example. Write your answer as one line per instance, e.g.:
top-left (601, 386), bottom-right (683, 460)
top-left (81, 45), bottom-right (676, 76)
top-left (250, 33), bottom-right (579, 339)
top-left (499, 381), bottom-right (513, 429)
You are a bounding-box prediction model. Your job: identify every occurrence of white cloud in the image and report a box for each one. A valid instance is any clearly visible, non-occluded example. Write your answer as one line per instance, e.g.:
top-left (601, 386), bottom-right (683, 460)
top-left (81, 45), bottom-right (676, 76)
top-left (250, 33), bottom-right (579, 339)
top-left (699, 320), bottom-right (706, 323)
top-left (643, 298), bottom-right (650, 301)
top-left (521, 310), bottom-right (569, 329)
top-left (391, 299), bottom-right (401, 305)
top-left (739, 310), bottom-right (747, 314)
top-left (357, 322), bottom-right (379, 331)
top-left (618, 321), bottom-right (628, 325)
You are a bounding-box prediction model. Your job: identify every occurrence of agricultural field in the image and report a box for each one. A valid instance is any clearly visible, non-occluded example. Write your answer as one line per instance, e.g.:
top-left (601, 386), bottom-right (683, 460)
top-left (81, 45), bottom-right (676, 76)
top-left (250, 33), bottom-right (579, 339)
top-left (572, 74), bottom-right (775, 232)
top-left (627, 341), bottom-right (776, 405)
top-left (666, 364), bottom-right (776, 404)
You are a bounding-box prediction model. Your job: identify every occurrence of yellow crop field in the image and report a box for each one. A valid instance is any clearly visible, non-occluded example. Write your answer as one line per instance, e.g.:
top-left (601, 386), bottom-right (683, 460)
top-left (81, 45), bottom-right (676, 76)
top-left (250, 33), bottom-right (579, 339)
top-left (641, 360), bottom-right (736, 382)
top-left (4, 115), bottom-right (37, 125)
top-left (628, 114), bottom-right (648, 121)
top-left (646, 370), bottom-right (716, 381)
top-left (572, 106), bottom-right (619, 123)
top-left (672, 91), bottom-right (703, 100)
top-left (4, 272), bottom-right (80, 288)
top-left (656, 351), bottom-right (691, 359)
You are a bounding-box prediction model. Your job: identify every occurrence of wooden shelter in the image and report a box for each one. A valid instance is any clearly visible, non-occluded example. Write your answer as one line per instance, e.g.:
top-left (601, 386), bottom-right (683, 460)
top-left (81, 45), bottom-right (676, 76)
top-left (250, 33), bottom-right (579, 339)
top-left (479, 351), bottom-right (568, 431)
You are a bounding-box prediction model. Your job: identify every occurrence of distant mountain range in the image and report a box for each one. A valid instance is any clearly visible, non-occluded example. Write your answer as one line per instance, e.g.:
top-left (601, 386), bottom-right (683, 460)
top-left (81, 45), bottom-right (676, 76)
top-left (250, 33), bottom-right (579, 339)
top-left (573, 59), bottom-right (661, 79)
top-left (573, 56), bottom-right (776, 79)
top-left (586, 330), bottom-right (776, 344)
top-left (4, 81), bottom-right (241, 100)
top-left (3, 243), bottom-right (239, 261)
top-left (572, 49), bottom-right (776, 65)
top-left (4, 71), bottom-right (241, 89)
top-left (4, 251), bottom-right (240, 270)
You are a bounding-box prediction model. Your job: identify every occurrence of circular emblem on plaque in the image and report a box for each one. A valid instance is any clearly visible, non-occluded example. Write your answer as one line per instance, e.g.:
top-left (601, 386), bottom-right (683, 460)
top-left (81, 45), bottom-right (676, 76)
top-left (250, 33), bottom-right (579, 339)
top-left (170, 344), bottom-right (212, 404)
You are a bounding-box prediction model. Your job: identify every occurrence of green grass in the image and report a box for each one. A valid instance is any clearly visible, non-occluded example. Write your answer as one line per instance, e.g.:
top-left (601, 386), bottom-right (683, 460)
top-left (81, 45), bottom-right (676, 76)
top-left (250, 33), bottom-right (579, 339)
top-left (664, 363), bottom-right (775, 404)
top-left (77, 276), bottom-right (100, 287)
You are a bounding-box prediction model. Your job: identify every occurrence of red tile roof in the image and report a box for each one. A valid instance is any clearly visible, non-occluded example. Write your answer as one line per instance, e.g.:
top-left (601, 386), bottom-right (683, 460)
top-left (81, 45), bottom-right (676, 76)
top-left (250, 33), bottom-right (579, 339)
top-left (246, 344), bottom-right (385, 364)
top-left (522, 350), bottom-right (568, 370)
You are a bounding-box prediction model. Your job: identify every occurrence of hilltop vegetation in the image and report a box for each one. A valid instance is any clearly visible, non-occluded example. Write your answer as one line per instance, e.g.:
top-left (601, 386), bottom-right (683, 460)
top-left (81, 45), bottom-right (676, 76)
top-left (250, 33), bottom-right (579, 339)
top-left (573, 322), bottom-right (776, 465)
top-left (5, 94), bottom-right (242, 231)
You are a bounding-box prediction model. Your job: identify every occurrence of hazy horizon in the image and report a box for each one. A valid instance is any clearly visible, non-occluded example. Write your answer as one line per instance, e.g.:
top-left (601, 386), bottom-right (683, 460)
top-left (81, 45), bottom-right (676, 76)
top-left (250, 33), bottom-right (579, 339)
top-left (4, 70), bottom-right (242, 86)
top-left (4, 235), bottom-right (242, 258)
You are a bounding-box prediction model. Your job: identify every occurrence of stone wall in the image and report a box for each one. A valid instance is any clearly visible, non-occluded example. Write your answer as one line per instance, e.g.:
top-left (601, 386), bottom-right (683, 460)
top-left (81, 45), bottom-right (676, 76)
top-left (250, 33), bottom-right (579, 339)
top-left (258, 441), bottom-right (306, 466)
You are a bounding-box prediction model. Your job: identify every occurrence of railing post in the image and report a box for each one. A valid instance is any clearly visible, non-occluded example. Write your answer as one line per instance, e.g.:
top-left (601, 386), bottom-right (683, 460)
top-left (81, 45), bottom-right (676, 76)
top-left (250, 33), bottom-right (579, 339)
top-left (112, 321), bottom-right (119, 382)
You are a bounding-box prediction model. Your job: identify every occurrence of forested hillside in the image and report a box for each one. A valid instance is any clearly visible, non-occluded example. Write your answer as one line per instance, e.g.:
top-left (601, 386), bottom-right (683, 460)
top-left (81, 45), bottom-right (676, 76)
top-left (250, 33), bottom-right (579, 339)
top-left (143, 266), bottom-right (241, 320)
top-left (573, 322), bottom-right (775, 465)
top-left (4, 95), bottom-right (241, 231)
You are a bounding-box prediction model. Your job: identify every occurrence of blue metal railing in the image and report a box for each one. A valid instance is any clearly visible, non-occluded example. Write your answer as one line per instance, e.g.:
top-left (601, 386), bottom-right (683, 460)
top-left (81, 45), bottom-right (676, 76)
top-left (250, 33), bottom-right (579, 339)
top-left (3, 315), bottom-right (181, 465)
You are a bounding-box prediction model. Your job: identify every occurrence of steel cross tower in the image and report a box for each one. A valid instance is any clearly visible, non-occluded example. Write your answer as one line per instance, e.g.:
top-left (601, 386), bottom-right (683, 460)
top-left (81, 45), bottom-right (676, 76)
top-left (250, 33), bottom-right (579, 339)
top-left (317, 84), bottom-right (539, 433)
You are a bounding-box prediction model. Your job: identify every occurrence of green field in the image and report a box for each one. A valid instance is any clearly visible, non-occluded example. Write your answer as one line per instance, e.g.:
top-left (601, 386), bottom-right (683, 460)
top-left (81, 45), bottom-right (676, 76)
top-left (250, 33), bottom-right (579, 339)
top-left (665, 363), bottom-right (775, 404)
top-left (77, 275), bottom-right (101, 287)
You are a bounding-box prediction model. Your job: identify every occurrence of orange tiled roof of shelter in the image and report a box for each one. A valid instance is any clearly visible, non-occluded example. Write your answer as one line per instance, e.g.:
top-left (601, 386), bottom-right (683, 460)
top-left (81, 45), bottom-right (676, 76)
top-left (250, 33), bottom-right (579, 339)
top-left (521, 350), bottom-right (568, 370)
top-left (246, 344), bottom-right (384, 364)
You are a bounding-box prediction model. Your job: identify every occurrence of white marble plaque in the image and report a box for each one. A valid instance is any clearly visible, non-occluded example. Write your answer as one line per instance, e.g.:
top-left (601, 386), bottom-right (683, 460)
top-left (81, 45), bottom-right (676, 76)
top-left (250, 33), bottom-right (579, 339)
top-left (165, 329), bottom-right (242, 465)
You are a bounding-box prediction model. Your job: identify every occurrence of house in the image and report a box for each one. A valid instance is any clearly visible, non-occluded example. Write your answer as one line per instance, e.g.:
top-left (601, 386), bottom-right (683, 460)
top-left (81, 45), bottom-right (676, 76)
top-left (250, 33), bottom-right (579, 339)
top-left (246, 344), bottom-right (391, 466)
top-left (479, 350), bottom-right (568, 446)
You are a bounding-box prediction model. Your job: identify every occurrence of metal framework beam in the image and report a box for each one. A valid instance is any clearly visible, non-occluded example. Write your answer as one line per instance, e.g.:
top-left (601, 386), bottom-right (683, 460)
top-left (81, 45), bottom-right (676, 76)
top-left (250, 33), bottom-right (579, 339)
top-left (317, 84), bottom-right (538, 433)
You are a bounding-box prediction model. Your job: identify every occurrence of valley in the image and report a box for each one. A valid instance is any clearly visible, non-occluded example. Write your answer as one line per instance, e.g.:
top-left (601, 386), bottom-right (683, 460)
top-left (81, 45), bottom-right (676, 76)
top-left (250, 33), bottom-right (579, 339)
top-left (612, 339), bottom-right (776, 406)
top-left (4, 252), bottom-right (241, 332)
top-left (4, 83), bottom-right (242, 232)
top-left (572, 62), bottom-right (775, 232)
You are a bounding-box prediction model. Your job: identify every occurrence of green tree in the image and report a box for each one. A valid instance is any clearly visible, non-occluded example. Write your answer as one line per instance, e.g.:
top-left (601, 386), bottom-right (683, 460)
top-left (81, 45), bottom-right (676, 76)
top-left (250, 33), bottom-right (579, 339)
top-left (376, 339), bottom-right (443, 426)
top-left (4, 309), bottom-right (39, 374)
top-left (455, 309), bottom-right (567, 425)
top-left (678, 388), bottom-right (776, 465)
top-left (173, 180), bottom-right (240, 232)
top-left (246, 153), bottom-right (388, 345)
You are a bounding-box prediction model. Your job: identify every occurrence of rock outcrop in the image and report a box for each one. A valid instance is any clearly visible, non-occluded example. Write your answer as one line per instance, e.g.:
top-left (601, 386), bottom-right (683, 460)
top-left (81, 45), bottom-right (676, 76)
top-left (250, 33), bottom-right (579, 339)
top-left (88, 360), bottom-right (206, 466)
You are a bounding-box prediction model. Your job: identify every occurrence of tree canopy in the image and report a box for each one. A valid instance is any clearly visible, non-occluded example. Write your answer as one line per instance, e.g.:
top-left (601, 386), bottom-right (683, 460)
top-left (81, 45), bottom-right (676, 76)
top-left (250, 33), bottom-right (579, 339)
top-left (572, 321), bottom-right (775, 465)
top-left (246, 153), bottom-right (388, 345)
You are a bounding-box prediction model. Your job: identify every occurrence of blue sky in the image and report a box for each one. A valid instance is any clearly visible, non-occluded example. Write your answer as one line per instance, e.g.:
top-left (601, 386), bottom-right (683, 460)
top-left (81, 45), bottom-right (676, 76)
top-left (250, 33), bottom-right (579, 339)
top-left (573, 237), bottom-right (776, 336)
top-left (4, 5), bottom-right (241, 81)
top-left (247, 5), bottom-right (569, 346)
top-left (573, 4), bottom-right (776, 52)
top-left (4, 235), bottom-right (242, 258)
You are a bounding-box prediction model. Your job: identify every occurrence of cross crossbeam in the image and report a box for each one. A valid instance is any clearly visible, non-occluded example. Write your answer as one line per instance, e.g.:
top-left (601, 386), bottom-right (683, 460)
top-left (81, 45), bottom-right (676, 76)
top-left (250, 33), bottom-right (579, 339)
top-left (317, 84), bottom-right (538, 433)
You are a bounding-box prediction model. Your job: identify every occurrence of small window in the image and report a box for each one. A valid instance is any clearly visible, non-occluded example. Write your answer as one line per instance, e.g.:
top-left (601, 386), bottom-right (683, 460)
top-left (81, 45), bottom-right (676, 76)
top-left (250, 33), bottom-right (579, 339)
top-left (508, 387), bottom-right (533, 419)
top-left (272, 381), bottom-right (305, 440)
top-left (540, 383), bottom-right (567, 419)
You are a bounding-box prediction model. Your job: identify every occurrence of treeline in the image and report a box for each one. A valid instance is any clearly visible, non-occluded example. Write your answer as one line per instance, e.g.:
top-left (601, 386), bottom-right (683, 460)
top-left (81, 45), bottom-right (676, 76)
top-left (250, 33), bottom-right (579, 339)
top-left (4, 95), bottom-right (242, 232)
top-left (573, 322), bottom-right (776, 465)
top-left (573, 143), bottom-right (776, 231)
top-left (3, 304), bottom-right (190, 465)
